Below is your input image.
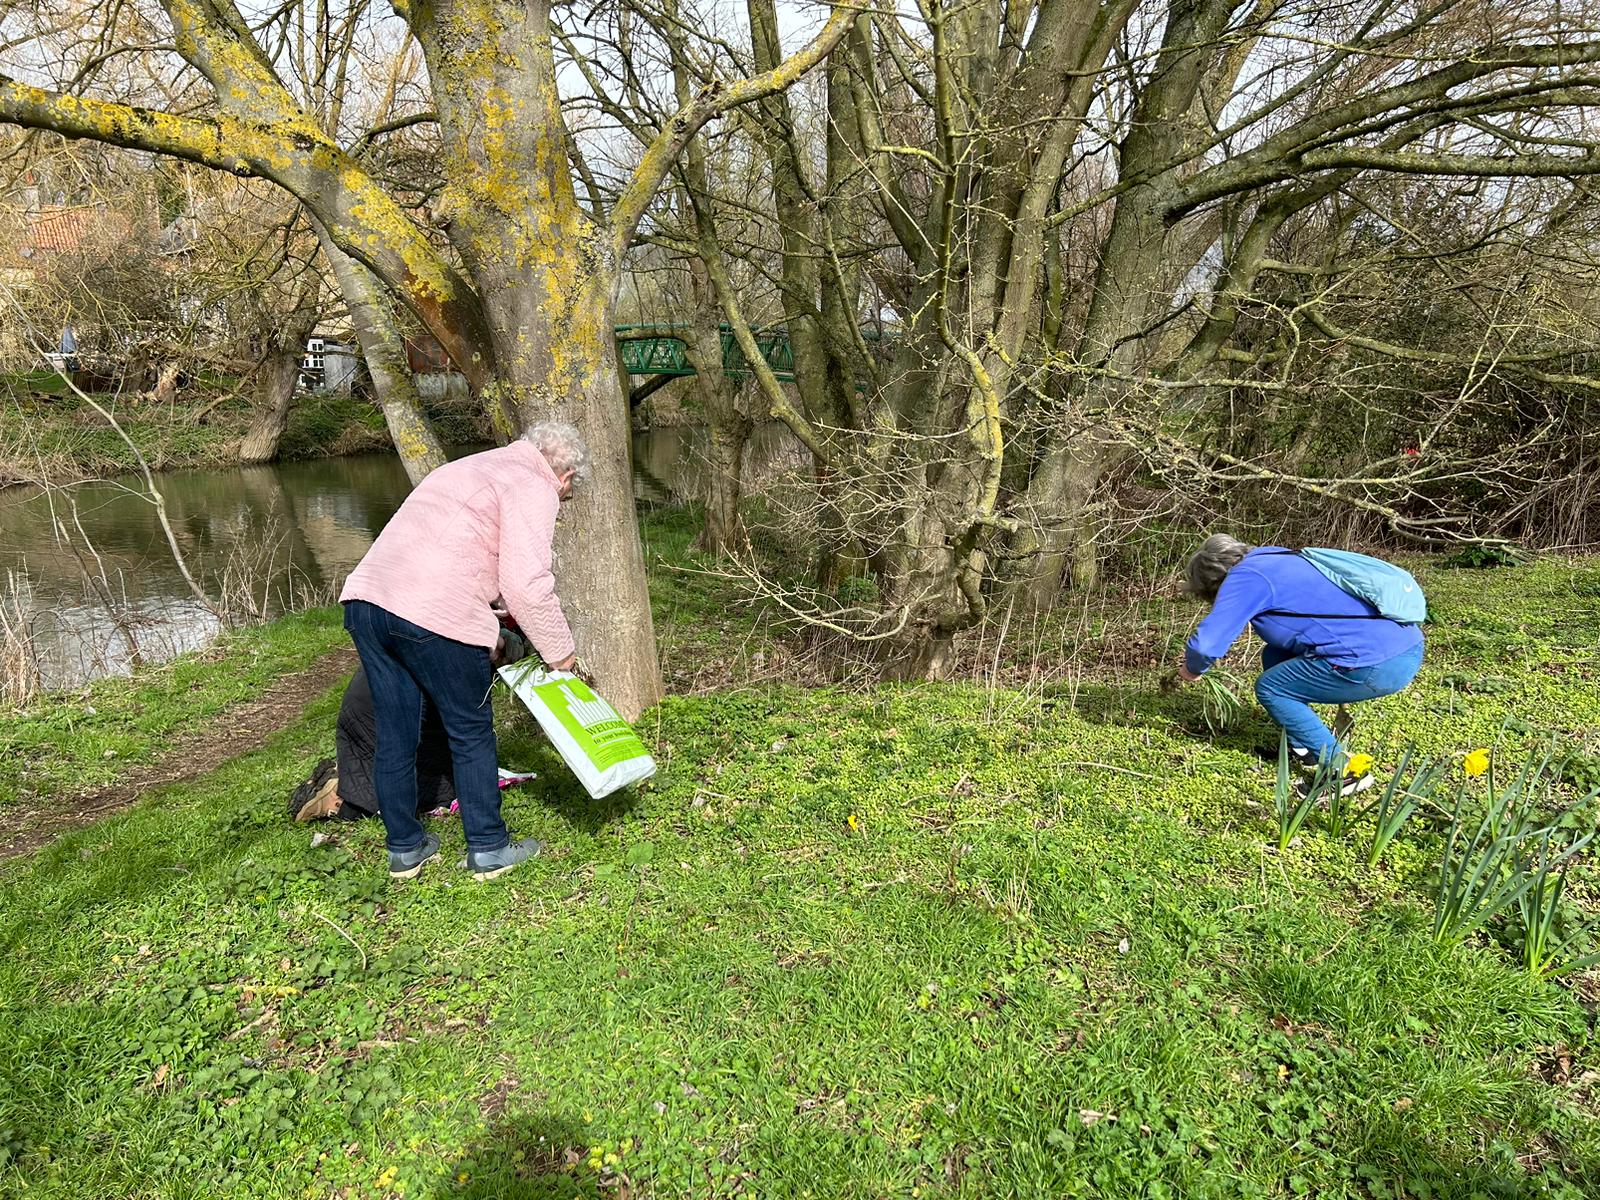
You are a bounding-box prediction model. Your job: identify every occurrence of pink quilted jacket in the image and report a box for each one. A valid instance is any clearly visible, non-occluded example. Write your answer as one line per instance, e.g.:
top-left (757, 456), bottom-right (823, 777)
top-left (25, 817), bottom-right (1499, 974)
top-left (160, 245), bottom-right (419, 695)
top-left (340, 441), bottom-right (575, 662)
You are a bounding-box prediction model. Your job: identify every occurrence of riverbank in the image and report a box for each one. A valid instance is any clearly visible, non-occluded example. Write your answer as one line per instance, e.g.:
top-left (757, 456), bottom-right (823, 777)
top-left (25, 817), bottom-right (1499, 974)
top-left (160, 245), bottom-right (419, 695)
top-left (0, 372), bottom-right (492, 486)
top-left (0, 368), bottom-right (712, 487)
top-left (2, 537), bottom-right (1598, 1196)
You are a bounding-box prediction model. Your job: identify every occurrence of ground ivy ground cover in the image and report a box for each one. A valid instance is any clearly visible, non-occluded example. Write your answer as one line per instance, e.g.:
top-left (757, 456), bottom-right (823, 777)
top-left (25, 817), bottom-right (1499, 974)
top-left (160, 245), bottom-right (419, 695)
top-left (0, 542), bottom-right (1596, 1198)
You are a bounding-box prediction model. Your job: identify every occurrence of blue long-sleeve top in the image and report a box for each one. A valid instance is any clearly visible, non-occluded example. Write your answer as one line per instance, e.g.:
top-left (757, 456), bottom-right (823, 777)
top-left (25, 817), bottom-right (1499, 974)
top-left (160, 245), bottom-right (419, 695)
top-left (1185, 547), bottom-right (1424, 675)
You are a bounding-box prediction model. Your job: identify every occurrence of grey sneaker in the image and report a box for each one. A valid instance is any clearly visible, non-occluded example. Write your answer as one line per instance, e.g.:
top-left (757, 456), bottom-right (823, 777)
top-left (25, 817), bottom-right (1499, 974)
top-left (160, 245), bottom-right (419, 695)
top-left (462, 837), bottom-right (543, 881)
top-left (388, 833), bottom-right (441, 880)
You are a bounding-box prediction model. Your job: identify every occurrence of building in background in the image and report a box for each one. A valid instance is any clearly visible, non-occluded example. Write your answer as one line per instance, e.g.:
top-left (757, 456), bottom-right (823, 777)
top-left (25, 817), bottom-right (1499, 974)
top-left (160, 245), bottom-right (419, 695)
top-left (299, 335), bottom-right (359, 394)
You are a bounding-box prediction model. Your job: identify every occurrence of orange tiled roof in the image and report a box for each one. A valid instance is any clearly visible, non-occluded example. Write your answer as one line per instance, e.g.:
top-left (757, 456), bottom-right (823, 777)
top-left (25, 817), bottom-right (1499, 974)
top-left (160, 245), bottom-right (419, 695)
top-left (23, 205), bottom-right (133, 254)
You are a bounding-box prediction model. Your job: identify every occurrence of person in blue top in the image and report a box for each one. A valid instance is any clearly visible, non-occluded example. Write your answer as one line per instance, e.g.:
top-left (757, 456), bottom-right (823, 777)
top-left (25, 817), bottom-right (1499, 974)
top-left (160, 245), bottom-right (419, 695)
top-left (1176, 534), bottom-right (1424, 781)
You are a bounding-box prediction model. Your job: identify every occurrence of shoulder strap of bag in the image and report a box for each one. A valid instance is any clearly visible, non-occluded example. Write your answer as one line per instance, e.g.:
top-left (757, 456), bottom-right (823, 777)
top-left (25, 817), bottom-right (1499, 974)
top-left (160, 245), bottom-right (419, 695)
top-left (1246, 549), bottom-right (1390, 621)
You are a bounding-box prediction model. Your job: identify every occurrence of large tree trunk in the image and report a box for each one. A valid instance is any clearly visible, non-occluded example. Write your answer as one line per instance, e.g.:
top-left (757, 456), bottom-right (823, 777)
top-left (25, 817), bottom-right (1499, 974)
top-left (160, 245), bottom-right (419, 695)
top-left (239, 300), bottom-right (320, 464)
top-left (695, 415), bottom-right (751, 556)
top-left (680, 272), bottom-right (749, 556)
top-left (664, 30), bottom-right (751, 562)
top-left (546, 308), bottom-right (663, 720)
top-left (318, 232), bottom-right (448, 485)
top-left (868, 501), bottom-right (970, 680)
top-left (1002, 0), bottom-right (1241, 610)
top-left (239, 258), bottom-right (325, 467)
top-left (746, 0), bottom-right (876, 597)
top-left (237, 347), bottom-right (303, 464)
top-left (1006, 428), bottom-right (1123, 606)
top-left (409, 2), bottom-right (662, 716)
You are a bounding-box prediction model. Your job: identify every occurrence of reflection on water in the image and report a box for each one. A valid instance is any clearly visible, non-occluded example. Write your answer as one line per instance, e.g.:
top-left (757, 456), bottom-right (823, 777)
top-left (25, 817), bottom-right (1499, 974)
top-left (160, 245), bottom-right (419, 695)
top-left (631, 421), bottom-right (804, 507)
top-left (0, 424), bottom-right (803, 690)
top-left (0, 454), bottom-right (416, 688)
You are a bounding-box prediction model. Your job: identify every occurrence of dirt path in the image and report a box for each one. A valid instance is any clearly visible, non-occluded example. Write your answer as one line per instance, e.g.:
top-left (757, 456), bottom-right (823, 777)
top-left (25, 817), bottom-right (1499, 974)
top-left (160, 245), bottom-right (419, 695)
top-left (0, 646), bottom-right (357, 861)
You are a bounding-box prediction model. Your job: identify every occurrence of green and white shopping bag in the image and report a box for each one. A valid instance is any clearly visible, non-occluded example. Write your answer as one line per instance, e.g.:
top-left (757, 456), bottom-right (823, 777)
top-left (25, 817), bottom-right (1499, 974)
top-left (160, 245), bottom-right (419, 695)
top-left (498, 662), bottom-right (657, 798)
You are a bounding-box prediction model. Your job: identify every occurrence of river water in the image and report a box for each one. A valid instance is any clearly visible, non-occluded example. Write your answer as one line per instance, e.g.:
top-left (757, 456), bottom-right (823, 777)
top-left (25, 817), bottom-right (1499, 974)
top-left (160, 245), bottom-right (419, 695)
top-left (0, 424), bottom-right (802, 690)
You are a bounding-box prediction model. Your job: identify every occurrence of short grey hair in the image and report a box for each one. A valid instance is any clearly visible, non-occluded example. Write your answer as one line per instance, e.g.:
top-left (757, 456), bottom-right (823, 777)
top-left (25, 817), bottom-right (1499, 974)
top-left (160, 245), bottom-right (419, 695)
top-left (524, 421), bottom-right (591, 484)
top-left (1184, 533), bottom-right (1253, 600)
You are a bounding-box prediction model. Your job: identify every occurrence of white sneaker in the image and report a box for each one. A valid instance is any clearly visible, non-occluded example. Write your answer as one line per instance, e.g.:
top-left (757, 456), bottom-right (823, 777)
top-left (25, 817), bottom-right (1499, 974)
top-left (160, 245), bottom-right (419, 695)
top-left (1299, 771), bottom-right (1375, 800)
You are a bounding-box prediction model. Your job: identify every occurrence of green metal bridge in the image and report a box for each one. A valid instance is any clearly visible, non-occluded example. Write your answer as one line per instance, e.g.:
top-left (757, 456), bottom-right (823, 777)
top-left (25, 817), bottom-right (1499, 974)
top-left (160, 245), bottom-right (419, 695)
top-left (616, 323), bottom-right (892, 404)
top-left (615, 323), bottom-right (797, 406)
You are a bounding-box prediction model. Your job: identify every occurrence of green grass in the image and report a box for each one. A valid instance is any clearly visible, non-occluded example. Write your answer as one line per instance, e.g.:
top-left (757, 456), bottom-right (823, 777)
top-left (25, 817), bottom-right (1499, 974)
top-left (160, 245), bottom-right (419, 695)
top-left (639, 505), bottom-right (816, 695)
top-left (275, 390), bottom-right (390, 461)
top-left (1, 370), bottom-right (70, 397)
top-left (0, 547), bottom-right (1598, 1197)
top-left (0, 607), bottom-right (347, 807)
top-left (1, 377), bottom-right (251, 482)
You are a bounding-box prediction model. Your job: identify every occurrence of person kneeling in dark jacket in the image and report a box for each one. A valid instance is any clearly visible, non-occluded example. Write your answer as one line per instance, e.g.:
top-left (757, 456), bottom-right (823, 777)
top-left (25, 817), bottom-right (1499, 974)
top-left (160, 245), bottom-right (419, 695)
top-left (288, 621), bottom-right (530, 822)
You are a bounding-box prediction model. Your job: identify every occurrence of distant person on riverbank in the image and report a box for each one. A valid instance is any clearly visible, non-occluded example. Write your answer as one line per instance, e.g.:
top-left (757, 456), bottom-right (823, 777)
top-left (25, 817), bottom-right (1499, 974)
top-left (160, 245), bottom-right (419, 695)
top-left (340, 423), bottom-right (587, 880)
top-left (288, 619), bottom-right (532, 824)
top-left (1172, 535), bottom-right (1425, 794)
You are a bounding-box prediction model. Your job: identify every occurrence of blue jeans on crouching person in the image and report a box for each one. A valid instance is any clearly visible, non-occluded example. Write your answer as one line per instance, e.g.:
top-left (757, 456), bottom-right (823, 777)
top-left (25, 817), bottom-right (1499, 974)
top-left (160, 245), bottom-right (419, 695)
top-left (1254, 643), bottom-right (1424, 760)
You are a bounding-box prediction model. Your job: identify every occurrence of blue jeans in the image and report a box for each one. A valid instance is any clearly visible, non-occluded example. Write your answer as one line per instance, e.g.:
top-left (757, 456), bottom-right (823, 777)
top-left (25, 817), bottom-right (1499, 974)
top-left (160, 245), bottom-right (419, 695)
top-left (1254, 642), bottom-right (1424, 759)
top-left (342, 600), bottom-right (507, 855)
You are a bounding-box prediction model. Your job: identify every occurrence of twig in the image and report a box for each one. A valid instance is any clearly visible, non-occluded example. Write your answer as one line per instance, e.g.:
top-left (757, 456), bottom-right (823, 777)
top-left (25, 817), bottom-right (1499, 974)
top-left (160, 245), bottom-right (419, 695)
top-left (224, 1008), bottom-right (274, 1041)
top-left (1066, 761), bottom-right (1165, 782)
top-left (307, 907), bottom-right (368, 972)
top-left (1309, 927), bottom-right (1354, 964)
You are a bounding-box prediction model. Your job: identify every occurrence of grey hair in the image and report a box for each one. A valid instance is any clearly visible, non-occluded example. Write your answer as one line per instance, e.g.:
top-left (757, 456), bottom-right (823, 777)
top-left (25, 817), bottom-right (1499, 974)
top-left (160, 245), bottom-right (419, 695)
top-left (1184, 533), bottom-right (1253, 600)
top-left (524, 421), bottom-right (591, 484)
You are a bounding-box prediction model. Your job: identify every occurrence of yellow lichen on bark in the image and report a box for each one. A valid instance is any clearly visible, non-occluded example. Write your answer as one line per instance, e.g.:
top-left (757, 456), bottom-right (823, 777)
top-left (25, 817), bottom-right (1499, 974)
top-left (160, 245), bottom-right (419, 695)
top-left (338, 166), bottom-right (456, 305)
top-left (165, 0), bottom-right (326, 146)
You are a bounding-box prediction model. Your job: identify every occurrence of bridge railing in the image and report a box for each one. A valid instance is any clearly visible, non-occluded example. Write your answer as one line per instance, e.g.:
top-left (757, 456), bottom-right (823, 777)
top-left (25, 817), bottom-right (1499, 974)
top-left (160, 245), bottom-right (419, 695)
top-left (615, 323), bottom-right (798, 382)
top-left (615, 322), bottom-right (895, 390)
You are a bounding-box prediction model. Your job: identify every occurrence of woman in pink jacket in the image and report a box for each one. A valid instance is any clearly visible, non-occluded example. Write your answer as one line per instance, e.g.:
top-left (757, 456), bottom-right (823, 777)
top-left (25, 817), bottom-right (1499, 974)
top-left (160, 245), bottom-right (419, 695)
top-left (340, 422), bottom-right (587, 881)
